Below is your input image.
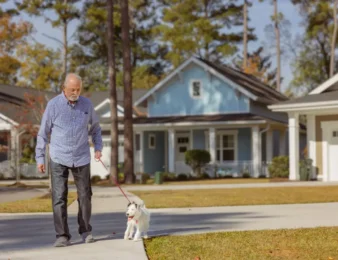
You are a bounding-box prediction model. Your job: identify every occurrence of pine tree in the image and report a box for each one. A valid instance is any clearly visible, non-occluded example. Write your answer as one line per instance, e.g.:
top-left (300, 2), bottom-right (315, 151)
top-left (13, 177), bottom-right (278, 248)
top-left (156, 0), bottom-right (254, 66)
top-left (16, 0), bottom-right (81, 91)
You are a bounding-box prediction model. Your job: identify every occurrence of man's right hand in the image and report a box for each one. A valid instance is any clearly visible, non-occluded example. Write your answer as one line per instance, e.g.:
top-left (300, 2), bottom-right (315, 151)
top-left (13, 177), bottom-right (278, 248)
top-left (38, 164), bottom-right (45, 173)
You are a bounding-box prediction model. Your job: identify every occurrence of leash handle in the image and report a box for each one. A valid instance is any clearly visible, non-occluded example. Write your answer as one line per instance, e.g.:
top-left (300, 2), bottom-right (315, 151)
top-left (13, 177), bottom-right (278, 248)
top-left (95, 158), bottom-right (131, 204)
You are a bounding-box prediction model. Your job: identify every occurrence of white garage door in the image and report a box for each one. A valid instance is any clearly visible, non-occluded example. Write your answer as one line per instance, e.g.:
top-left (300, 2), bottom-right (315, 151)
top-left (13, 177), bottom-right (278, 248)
top-left (322, 121), bottom-right (338, 181)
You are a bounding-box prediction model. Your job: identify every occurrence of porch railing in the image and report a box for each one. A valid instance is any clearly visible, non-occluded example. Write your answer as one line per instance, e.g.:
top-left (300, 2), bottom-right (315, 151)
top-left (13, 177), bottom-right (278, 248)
top-left (203, 160), bottom-right (271, 178)
top-left (173, 160), bottom-right (271, 178)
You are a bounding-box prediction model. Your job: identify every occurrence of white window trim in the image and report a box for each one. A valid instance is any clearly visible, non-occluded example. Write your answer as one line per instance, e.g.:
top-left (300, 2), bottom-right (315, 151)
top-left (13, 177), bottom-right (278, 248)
top-left (189, 79), bottom-right (203, 99)
top-left (205, 130), bottom-right (238, 162)
top-left (148, 134), bottom-right (156, 149)
top-left (216, 131), bottom-right (238, 162)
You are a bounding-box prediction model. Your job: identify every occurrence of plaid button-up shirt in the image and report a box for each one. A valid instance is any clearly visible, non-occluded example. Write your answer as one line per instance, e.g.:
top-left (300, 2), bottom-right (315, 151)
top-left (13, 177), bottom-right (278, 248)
top-left (35, 93), bottom-right (103, 167)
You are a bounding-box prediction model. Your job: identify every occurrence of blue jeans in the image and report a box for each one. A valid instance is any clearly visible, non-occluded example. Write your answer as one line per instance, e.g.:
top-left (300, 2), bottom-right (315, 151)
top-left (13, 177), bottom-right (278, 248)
top-left (51, 160), bottom-right (92, 239)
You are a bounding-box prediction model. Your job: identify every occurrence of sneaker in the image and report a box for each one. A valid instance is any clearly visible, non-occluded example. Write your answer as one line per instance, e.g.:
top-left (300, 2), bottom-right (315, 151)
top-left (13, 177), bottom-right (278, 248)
top-left (53, 236), bottom-right (70, 247)
top-left (82, 232), bottom-right (95, 243)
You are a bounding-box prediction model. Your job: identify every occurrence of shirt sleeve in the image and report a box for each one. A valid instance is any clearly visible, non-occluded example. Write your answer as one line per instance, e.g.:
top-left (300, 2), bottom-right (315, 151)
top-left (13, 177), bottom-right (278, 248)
top-left (35, 102), bottom-right (53, 165)
top-left (89, 102), bottom-right (103, 152)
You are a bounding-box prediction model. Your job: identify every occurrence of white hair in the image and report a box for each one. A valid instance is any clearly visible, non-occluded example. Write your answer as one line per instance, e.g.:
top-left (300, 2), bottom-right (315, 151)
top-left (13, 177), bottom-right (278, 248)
top-left (64, 73), bottom-right (82, 88)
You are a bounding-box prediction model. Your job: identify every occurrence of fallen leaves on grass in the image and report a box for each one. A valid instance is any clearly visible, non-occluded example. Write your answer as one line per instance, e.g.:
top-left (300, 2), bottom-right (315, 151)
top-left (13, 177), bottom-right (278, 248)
top-left (133, 185), bottom-right (338, 208)
top-left (145, 227), bottom-right (338, 260)
top-left (0, 192), bottom-right (77, 213)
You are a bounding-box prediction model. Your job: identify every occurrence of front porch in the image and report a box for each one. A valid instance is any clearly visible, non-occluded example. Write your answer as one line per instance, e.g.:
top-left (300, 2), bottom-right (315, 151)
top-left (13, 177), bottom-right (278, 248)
top-left (134, 123), bottom-right (289, 178)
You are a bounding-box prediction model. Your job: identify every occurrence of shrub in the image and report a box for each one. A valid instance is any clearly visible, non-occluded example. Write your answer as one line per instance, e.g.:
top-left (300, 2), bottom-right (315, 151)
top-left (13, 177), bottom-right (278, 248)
top-left (141, 173), bottom-right (150, 184)
top-left (242, 173), bottom-right (250, 178)
top-left (185, 149), bottom-right (211, 177)
top-left (201, 173), bottom-right (210, 179)
top-left (268, 156), bottom-right (289, 178)
top-left (91, 175), bottom-right (101, 184)
top-left (118, 172), bottom-right (125, 183)
top-left (163, 172), bottom-right (176, 182)
top-left (177, 173), bottom-right (188, 181)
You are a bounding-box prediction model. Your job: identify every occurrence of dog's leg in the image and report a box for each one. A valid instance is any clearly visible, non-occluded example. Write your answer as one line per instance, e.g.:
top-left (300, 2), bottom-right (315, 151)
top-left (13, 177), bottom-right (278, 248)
top-left (128, 222), bottom-right (135, 239)
top-left (124, 221), bottom-right (132, 240)
top-left (133, 227), bottom-right (141, 241)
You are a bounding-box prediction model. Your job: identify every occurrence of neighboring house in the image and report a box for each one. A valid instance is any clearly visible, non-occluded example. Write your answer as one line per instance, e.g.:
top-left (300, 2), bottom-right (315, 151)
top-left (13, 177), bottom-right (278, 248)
top-left (0, 84), bottom-right (147, 178)
top-left (96, 57), bottom-right (306, 179)
top-left (269, 74), bottom-right (338, 182)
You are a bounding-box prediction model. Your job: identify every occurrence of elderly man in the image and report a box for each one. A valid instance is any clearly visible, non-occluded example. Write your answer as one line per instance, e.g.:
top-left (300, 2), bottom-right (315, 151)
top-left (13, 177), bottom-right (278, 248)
top-left (35, 73), bottom-right (102, 247)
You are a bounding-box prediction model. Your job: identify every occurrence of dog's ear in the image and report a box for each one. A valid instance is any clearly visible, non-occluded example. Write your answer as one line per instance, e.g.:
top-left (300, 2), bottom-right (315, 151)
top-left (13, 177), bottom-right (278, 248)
top-left (127, 202), bottom-right (131, 207)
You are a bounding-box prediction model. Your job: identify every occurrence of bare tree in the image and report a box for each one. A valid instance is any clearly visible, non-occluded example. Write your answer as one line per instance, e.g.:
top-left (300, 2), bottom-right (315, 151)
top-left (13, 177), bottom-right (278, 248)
top-left (243, 0), bottom-right (249, 70)
top-left (107, 0), bottom-right (118, 184)
top-left (273, 0), bottom-right (281, 91)
top-left (331, 0), bottom-right (338, 77)
top-left (121, 0), bottom-right (134, 184)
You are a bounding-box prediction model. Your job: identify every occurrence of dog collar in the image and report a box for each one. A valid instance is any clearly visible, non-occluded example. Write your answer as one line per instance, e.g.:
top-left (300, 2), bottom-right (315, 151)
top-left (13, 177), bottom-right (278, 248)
top-left (128, 217), bottom-right (138, 224)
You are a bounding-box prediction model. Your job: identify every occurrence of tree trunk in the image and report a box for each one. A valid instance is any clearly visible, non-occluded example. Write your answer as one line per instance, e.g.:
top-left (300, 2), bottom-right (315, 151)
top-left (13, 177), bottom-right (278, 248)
top-left (62, 0), bottom-right (68, 92)
top-left (107, 0), bottom-right (119, 185)
top-left (330, 0), bottom-right (338, 77)
top-left (243, 0), bottom-right (248, 70)
top-left (121, 0), bottom-right (134, 184)
top-left (274, 0), bottom-right (281, 91)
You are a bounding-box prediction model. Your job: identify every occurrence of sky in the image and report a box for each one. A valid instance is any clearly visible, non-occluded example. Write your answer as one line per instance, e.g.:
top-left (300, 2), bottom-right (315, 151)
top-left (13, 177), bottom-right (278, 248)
top-left (4, 0), bottom-right (305, 92)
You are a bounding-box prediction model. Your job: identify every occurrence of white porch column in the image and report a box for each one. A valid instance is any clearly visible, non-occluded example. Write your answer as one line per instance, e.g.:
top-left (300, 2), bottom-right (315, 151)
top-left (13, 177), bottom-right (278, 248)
top-left (252, 126), bottom-right (261, 177)
top-left (209, 128), bottom-right (216, 163)
top-left (289, 112), bottom-right (299, 180)
top-left (307, 114), bottom-right (316, 179)
top-left (168, 128), bottom-right (175, 173)
top-left (279, 129), bottom-right (286, 156)
top-left (140, 131), bottom-right (144, 172)
top-left (266, 130), bottom-right (273, 162)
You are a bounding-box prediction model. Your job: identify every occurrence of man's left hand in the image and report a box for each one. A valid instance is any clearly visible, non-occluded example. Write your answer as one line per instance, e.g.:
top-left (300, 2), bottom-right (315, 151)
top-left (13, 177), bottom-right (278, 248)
top-left (95, 151), bottom-right (102, 160)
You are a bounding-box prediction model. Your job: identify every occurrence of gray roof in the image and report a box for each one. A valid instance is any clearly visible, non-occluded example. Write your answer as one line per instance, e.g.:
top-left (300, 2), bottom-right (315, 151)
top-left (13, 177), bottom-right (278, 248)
top-left (199, 58), bottom-right (289, 104)
top-left (271, 90), bottom-right (338, 107)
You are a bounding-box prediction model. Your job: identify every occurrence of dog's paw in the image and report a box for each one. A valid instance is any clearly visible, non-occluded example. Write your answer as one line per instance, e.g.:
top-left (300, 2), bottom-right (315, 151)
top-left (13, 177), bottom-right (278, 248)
top-left (124, 236), bottom-right (129, 240)
top-left (143, 235), bottom-right (148, 239)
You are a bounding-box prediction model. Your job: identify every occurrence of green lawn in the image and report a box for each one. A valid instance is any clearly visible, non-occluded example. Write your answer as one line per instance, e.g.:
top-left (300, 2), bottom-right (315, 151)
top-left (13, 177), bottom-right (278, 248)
top-left (132, 185), bottom-right (338, 208)
top-left (145, 227), bottom-right (338, 260)
top-left (0, 192), bottom-right (77, 213)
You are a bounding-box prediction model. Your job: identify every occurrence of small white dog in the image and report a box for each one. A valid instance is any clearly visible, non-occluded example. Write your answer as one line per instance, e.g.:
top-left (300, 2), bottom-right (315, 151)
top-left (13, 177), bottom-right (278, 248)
top-left (124, 201), bottom-right (150, 241)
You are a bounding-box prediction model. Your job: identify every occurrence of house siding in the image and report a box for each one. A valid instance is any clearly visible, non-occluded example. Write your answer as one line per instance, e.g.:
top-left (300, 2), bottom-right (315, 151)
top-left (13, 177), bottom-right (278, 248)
top-left (250, 101), bottom-right (288, 123)
top-left (148, 64), bottom-right (250, 117)
top-left (143, 131), bottom-right (165, 174)
top-left (237, 128), bottom-right (252, 161)
top-left (192, 129), bottom-right (206, 150)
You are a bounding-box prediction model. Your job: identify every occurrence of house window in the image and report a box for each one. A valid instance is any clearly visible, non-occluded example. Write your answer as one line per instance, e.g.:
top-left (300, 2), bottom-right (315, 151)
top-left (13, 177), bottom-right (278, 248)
top-left (190, 80), bottom-right (202, 98)
top-left (148, 134), bottom-right (156, 149)
top-left (333, 131), bottom-right (338, 138)
top-left (216, 134), bottom-right (236, 162)
top-left (135, 134), bottom-right (140, 151)
top-left (178, 137), bottom-right (189, 144)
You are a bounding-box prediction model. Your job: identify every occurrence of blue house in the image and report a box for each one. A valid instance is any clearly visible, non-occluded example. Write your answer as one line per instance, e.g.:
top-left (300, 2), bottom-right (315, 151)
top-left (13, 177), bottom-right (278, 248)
top-left (91, 57), bottom-right (306, 178)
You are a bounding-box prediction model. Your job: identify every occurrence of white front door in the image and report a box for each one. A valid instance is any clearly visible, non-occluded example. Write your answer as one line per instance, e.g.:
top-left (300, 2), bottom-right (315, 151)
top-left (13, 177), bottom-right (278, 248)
top-left (329, 129), bottom-right (338, 181)
top-left (176, 134), bottom-right (190, 161)
top-left (175, 133), bottom-right (191, 173)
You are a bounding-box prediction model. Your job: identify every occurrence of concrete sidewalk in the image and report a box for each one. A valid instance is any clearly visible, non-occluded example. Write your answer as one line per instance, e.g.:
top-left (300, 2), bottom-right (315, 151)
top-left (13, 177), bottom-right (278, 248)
top-left (0, 188), bottom-right (147, 260)
top-left (146, 202), bottom-right (338, 237)
top-left (125, 180), bottom-right (338, 191)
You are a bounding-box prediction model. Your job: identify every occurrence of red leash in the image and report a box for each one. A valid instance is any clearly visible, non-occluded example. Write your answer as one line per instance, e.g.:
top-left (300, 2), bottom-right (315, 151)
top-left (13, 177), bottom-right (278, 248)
top-left (96, 158), bottom-right (131, 204)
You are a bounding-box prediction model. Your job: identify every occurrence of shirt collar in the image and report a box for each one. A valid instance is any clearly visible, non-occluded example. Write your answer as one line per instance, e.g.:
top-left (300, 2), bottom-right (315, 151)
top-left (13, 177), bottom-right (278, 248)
top-left (61, 92), bottom-right (79, 106)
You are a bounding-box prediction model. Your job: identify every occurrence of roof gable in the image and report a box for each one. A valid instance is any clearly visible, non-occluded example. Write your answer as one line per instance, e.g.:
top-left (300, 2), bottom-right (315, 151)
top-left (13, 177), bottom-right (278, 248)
top-left (134, 57), bottom-right (288, 107)
top-left (309, 73), bottom-right (338, 94)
